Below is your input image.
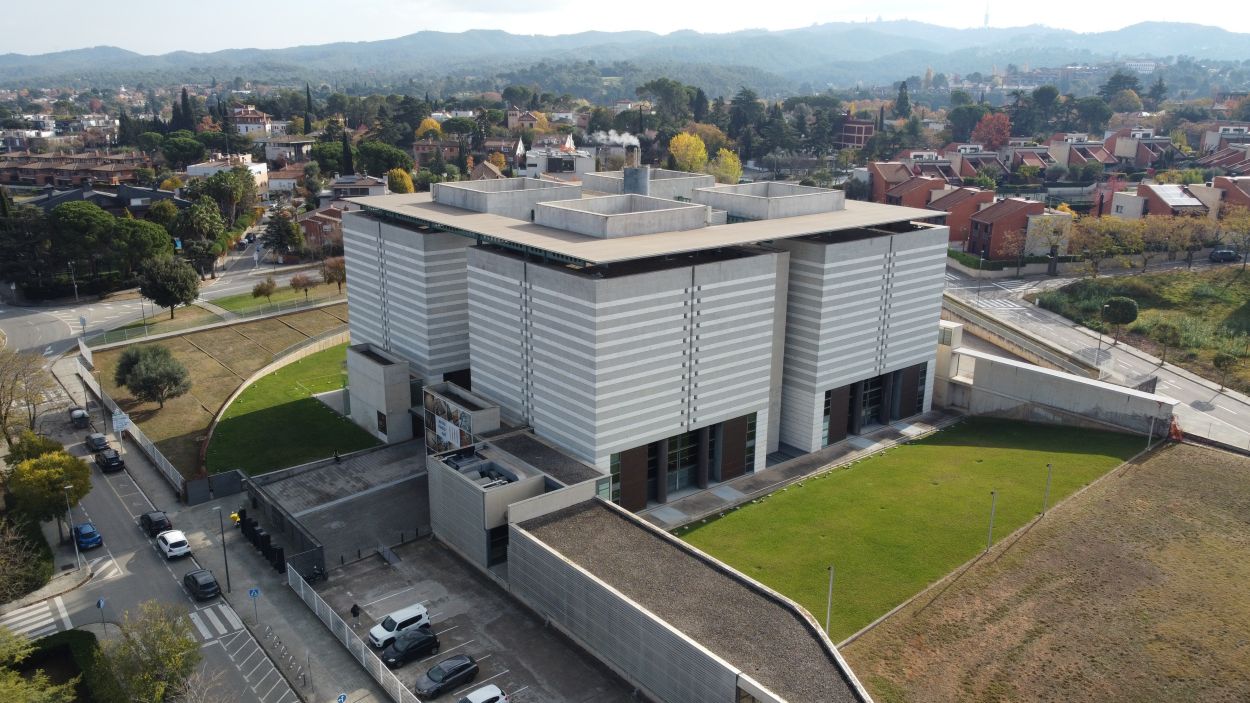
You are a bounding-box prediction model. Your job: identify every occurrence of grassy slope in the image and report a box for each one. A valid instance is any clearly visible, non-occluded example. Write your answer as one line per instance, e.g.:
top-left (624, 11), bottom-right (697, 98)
top-left (211, 279), bottom-right (343, 313)
top-left (205, 342), bottom-right (378, 475)
top-left (1035, 267), bottom-right (1250, 391)
top-left (680, 418), bottom-right (1140, 641)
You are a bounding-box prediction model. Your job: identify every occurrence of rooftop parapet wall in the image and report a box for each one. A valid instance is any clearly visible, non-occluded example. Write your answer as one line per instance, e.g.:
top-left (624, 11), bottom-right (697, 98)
top-left (432, 177), bottom-right (581, 221)
top-left (582, 168), bottom-right (716, 200)
top-left (693, 181), bottom-right (844, 220)
top-left (534, 194), bottom-right (709, 239)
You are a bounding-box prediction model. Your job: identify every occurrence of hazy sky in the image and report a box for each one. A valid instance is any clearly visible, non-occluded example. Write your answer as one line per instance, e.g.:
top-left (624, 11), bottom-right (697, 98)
top-left (5, 0), bottom-right (1243, 55)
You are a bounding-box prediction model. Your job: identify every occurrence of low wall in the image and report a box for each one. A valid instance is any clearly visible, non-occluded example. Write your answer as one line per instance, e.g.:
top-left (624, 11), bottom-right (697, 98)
top-left (942, 294), bottom-right (1100, 377)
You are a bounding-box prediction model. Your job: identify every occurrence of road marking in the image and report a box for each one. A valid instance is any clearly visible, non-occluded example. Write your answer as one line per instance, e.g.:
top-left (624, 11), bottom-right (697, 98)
top-left (453, 669), bottom-right (509, 696)
top-left (203, 606), bottom-right (227, 635)
top-left (0, 601), bottom-right (58, 639)
top-left (188, 612), bottom-right (213, 639)
top-left (54, 596), bottom-right (71, 630)
top-left (221, 604), bottom-right (243, 630)
top-left (362, 585), bottom-right (417, 608)
top-left (43, 346), bottom-right (53, 356)
top-left (419, 639), bottom-right (474, 662)
top-left (511, 686), bottom-right (530, 697)
top-left (1215, 404), bottom-right (1239, 415)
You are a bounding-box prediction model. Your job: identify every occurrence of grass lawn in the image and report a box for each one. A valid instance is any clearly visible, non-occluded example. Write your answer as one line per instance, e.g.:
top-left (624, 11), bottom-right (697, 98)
top-left (114, 303), bottom-right (220, 333)
top-left (1034, 266), bottom-right (1250, 392)
top-left (680, 418), bottom-right (1140, 642)
top-left (843, 442), bottom-right (1250, 703)
top-left (205, 342), bottom-right (379, 475)
top-left (211, 278), bottom-right (344, 313)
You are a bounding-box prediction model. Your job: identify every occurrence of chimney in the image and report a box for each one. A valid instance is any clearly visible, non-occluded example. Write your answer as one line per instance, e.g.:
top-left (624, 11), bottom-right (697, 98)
top-left (624, 145), bottom-right (638, 168)
top-left (623, 165), bottom-right (650, 196)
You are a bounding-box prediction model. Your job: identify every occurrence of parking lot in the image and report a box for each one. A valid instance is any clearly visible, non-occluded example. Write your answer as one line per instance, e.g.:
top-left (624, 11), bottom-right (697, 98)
top-left (316, 538), bottom-right (635, 703)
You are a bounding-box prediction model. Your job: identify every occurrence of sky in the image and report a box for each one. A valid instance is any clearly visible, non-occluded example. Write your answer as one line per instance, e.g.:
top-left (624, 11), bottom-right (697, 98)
top-left (4, 0), bottom-right (1245, 55)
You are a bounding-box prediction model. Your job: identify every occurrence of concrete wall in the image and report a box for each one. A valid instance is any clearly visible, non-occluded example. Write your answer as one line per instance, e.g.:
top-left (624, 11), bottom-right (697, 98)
top-left (693, 182), bottom-right (844, 220)
top-left (942, 346), bottom-right (1176, 434)
top-left (343, 213), bottom-right (471, 381)
top-left (467, 248), bottom-right (779, 469)
top-left (1110, 192), bottom-right (1146, 219)
top-left (427, 455), bottom-right (489, 567)
top-left (431, 179), bottom-right (580, 221)
top-left (346, 345), bottom-right (413, 443)
top-left (775, 224), bottom-right (949, 451)
top-left (533, 195), bottom-right (708, 238)
top-left (582, 169), bottom-right (716, 200)
top-left (509, 524), bottom-right (739, 703)
top-left (506, 480), bottom-right (599, 525)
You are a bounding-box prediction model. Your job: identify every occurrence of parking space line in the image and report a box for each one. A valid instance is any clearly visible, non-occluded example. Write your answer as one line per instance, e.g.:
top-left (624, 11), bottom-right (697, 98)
top-left (245, 658), bottom-right (266, 680)
top-left (253, 668), bottom-right (277, 691)
top-left (511, 686), bottom-right (529, 697)
top-left (419, 639), bottom-right (474, 662)
top-left (453, 669), bottom-right (508, 696)
top-left (362, 586), bottom-right (417, 608)
top-left (238, 646), bottom-right (261, 670)
top-left (260, 676), bottom-right (283, 701)
top-left (433, 625), bottom-right (459, 635)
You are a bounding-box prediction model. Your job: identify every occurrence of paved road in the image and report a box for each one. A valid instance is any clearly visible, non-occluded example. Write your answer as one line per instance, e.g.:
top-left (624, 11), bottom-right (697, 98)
top-left (945, 265), bottom-right (1250, 449)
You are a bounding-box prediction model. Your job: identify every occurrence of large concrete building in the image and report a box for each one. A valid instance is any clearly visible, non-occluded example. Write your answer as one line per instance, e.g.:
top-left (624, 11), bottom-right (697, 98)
top-left (341, 172), bottom-right (948, 511)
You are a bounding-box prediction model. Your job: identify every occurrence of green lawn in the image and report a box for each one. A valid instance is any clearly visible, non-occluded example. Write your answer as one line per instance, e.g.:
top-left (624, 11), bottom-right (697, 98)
top-left (680, 418), bottom-right (1141, 641)
top-left (205, 342), bottom-right (379, 475)
top-left (211, 278), bottom-right (343, 313)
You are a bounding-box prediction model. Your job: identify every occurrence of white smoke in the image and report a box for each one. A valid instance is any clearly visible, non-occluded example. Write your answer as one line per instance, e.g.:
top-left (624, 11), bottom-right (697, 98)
top-left (589, 130), bottom-right (640, 148)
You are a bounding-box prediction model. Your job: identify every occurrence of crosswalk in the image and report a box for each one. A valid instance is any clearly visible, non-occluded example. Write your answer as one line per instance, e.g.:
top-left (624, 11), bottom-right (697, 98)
top-left (0, 597), bottom-right (70, 640)
top-left (973, 298), bottom-right (1027, 310)
top-left (188, 602), bottom-right (245, 642)
top-left (87, 555), bottom-right (123, 582)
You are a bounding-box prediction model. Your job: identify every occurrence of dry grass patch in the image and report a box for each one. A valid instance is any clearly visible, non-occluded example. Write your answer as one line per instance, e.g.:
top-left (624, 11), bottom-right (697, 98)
top-left (278, 307), bottom-right (350, 337)
top-left (843, 442), bottom-right (1250, 703)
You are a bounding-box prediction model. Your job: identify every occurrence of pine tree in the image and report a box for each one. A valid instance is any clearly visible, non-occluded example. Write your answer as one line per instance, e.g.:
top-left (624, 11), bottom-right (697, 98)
top-left (341, 133), bottom-right (355, 175)
top-left (180, 88), bottom-right (194, 130)
top-left (893, 82), bottom-right (911, 119)
top-left (305, 83), bottom-right (314, 118)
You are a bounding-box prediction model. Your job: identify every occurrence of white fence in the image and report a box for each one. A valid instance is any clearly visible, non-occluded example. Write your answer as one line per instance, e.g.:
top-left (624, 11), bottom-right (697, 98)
top-left (286, 567), bottom-right (421, 703)
top-left (76, 358), bottom-right (184, 495)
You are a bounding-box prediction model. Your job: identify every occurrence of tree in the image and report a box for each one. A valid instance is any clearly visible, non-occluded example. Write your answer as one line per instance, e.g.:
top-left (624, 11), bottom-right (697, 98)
top-left (668, 133), bottom-right (708, 173)
top-left (139, 256), bottom-right (200, 320)
top-left (357, 141), bottom-right (413, 176)
top-left (0, 350), bottom-right (49, 448)
top-left (948, 104), bottom-right (991, 142)
top-left (488, 151), bottom-right (507, 172)
top-left (263, 211), bottom-right (304, 255)
top-left (1213, 352), bottom-right (1239, 390)
top-left (321, 257), bottom-right (346, 293)
top-left (1109, 89), bottom-right (1144, 113)
top-left (111, 219), bottom-right (173, 277)
top-left (1102, 296), bottom-right (1138, 343)
top-left (288, 273), bottom-right (314, 301)
top-left (386, 168), bottom-right (414, 194)
top-left (1074, 97), bottom-right (1113, 132)
top-left (100, 600), bottom-right (201, 703)
top-left (1154, 322), bottom-right (1181, 364)
top-left (252, 277), bottom-right (277, 304)
top-left (728, 87), bottom-right (764, 139)
top-left (1071, 217), bottom-right (1119, 277)
top-left (8, 451), bottom-right (90, 542)
top-left (970, 112), bottom-right (1011, 150)
top-left (4, 430), bottom-right (63, 465)
top-left (146, 199), bottom-right (179, 233)
top-left (706, 148), bottom-right (742, 184)
top-left (49, 200), bottom-right (114, 263)
top-left (1099, 71), bottom-right (1142, 101)
top-left (893, 82), bottom-right (911, 119)
top-left (1146, 77), bottom-right (1168, 109)
top-left (1138, 216), bottom-right (1172, 271)
top-left (1000, 229), bottom-right (1028, 275)
top-left (415, 117), bottom-right (442, 141)
top-left (136, 131), bottom-right (165, 155)
top-left (340, 133), bottom-right (355, 175)
top-left (119, 345), bottom-right (191, 409)
top-left (1221, 205), bottom-right (1250, 270)
top-left (0, 521), bottom-right (52, 604)
top-left (161, 138), bottom-right (205, 169)
top-left (0, 626), bottom-right (77, 703)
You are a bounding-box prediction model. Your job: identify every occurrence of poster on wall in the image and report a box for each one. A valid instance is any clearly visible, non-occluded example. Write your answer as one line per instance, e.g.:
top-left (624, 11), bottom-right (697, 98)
top-left (436, 415), bottom-right (459, 448)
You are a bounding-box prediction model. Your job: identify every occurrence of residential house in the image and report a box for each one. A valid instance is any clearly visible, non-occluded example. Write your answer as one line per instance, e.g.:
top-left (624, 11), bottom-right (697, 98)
top-left (1046, 133), bottom-right (1117, 173)
top-left (231, 105), bottom-right (272, 135)
top-left (506, 106), bottom-right (540, 131)
top-left (24, 183), bottom-right (189, 216)
top-left (1213, 176), bottom-right (1250, 210)
top-left (967, 197), bottom-right (1045, 258)
top-left (330, 173), bottom-right (387, 198)
top-left (297, 206), bottom-right (344, 252)
top-left (927, 187), bottom-right (996, 247)
top-left (186, 153), bottom-right (268, 198)
top-left (895, 149), bottom-right (960, 183)
top-left (1004, 144), bottom-right (1056, 173)
top-left (1199, 122), bottom-right (1250, 153)
top-left (256, 134), bottom-right (316, 163)
top-left (836, 117), bottom-right (875, 150)
top-left (941, 143), bottom-right (1008, 181)
top-left (1196, 143), bottom-right (1250, 176)
top-left (1110, 183), bottom-right (1210, 220)
top-left (268, 165), bottom-right (305, 195)
top-left (470, 160), bottom-right (504, 180)
top-left (885, 176), bottom-right (948, 208)
top-left (1103, 127), bottom-right (1174, 169)
top-left (868, 161), bottom-right (914, 203)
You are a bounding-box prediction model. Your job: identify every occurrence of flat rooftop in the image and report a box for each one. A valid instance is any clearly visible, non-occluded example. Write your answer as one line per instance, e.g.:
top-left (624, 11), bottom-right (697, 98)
top-left (351, 191), bottom-right (939, 267)
top-left (522, 501), bottom-right (864, 703)
top-left (490, 432), bottom-right (603, 486)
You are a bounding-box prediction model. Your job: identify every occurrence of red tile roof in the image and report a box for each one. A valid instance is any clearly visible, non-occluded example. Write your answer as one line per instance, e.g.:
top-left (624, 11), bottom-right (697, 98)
top-left (928, 187), bottom-right (990, 211)
top-left (971, 197), bottom-right (1041, 224)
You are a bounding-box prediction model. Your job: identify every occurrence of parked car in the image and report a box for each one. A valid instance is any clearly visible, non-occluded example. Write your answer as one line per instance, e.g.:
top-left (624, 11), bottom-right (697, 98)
top-left (414, 655), bottom-right (478, 698)
top-left (95, 448), bottom-right (125, 473)
top-left (1209, 247), bottom-right (1242, 263)
top-left (235, 240), bottom-right (248, 251)
top-left (68, 407), bottom-right (90, 429)
top-left (457, 685), bottom-right (510, 703)
top-left (139, 511), bottom-right (172, 537)
top-left (245, 233), bottom-right (256, 243)
top-left (73, 522), bottom-right (103, 550)
top-left (156, 529), bottom-right (191, 559)
top-left (368, 603), bottom-right (431, 649)
top-left (183, 569), bottom-right (220, 600)
top-left (84, 432), bottom-right (109, 451)
top-left (380, 626), bottom-right (439, 669)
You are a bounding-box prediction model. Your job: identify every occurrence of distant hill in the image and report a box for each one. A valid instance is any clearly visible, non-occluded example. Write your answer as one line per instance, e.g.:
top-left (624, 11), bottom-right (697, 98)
top-left (2, 21), bottom-right (1248, 93)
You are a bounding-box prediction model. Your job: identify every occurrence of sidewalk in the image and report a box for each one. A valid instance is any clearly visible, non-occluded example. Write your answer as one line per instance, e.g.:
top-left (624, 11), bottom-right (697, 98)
top-left (639, 409), bottom-right (962, 529)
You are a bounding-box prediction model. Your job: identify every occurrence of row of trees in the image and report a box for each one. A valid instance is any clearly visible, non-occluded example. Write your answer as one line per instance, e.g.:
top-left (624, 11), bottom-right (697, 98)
top-left (1068, 206), bottom-right (1250, 276)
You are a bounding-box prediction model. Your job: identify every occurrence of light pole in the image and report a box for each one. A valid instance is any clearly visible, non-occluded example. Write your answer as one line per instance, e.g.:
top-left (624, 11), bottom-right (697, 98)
top-left (1094, 303), bottom-right (1110, 370)
top-left (986, 490), bottom-right (998, 554)
top-left (67, 262), bottom-right (80, 303)
top-left (977, 253), bottom-right (986, 298)
top-left (213, 506), bottom-right (232, 593)
top-left (1042, 463), bottom-right (1053, 515)
top-left (824, 565), bottom-right (836, 636)
top-left (64, 485), bottom-right (80, 569)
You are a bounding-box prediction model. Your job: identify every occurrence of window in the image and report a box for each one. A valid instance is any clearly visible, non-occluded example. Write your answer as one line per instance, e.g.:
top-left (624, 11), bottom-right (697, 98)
top-left (939, 326), bottom-right (954, 347)
top-left (599, 454), bottom-right (622, 504)
top-left (1114, 205), bottom-right (1124, 213)
top-left (745, 413), bottom-right (757, 474)
top-left (376, 411), bottom-right (387, 435)
top-left (916, 365), bottom-right (928, 415)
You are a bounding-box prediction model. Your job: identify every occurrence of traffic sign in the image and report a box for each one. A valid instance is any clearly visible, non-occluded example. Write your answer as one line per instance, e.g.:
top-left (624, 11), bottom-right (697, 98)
top-left (79, 315), bottom-right (87, 333)
top-left (96, 598), bottom-right (105, 609)
top-left (111, 411), bottom-right (130, 433)
top-left (337, 695), bottom-right (347, 703)
top-left (248, 587), bottom-right (260, 598)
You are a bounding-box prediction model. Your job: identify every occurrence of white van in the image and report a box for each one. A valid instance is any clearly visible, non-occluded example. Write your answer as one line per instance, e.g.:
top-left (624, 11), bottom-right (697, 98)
top-left (368, 603), bottom-right (431, 648)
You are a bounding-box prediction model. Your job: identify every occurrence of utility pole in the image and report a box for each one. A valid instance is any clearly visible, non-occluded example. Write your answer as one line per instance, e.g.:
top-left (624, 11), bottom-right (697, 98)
top-left (214, 507), bottom-right (232, 593)
top-left (824, 565), bottom-right (836, 636)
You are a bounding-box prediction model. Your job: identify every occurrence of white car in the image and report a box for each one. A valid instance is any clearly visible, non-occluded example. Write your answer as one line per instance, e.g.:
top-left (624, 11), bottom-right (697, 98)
top-left (156, 530), bottom-right (191, 559)
top-left (457, 685), bottom-right (509, 703)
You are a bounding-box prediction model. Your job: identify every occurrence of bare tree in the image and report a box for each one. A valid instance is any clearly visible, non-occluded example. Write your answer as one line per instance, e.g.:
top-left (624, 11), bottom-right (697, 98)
top-left (0, 349), bottom-right (50, 448)
top-left (1000, 229), bottom-right (1028, 276)
top-left (0, 521), bottom-right (46, 603)
top-left (172, 664), bottom-right (229, 703)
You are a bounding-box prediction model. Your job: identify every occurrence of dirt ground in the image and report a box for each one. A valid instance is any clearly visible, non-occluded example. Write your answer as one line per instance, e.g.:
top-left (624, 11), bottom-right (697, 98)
top-left (843, 442), bottom-right (1250, 703)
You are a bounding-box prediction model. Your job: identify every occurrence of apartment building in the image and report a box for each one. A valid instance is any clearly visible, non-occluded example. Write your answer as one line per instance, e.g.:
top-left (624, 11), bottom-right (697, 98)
top-left (342, 173), bottom-right (947, 510)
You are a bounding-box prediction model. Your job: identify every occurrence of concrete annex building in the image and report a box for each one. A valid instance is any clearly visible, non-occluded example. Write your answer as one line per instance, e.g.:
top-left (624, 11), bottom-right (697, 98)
top-left (341, 171), bottom-right (948, 511)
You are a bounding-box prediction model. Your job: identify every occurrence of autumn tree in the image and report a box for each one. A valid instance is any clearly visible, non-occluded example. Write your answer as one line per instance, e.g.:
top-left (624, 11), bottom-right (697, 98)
top-left (8, 451), bottom-right (90, 542)
top-left (252, 277), bottom-right (277, 304)
top-left (488, 152), bottom-right (507, 172)
top-left (706, 148), bottom-right (742, 184)
top-left (0, 349), bottom-right (52, 447)
top-left (1221, 205), bottom-right (1250, 270)
top-left (139, 256), bottom-right (200, 320)
top-left (1000, 229), bottom-right (1028, 275)
top-left (101, 600), bottom-right (201, 703)
top-left (1213, 351), bottom-right (1239, 390)
top-left (686, 122), bottom-right (730, 156)
top-left (1137, 216), bottom-right (1173, 271)
top-left (1154, 322), bottom-right (1181, 364)
top-left (321, 257), bottom-right (346, 293)
top-left (289, 273), bottom-right (315, 301)
top-left (668, 132), bottom-right (708, 173)
top-left (386, 168), bottom-right (414, 194)
top-left (1071, 217), bottom-right (1121, 277)
top-left (415, 118), bottom-right (442, 141)
top-left (970, 112), bottom-right (1011, 150)
top-left (0, 626), bottom-right (77, 703)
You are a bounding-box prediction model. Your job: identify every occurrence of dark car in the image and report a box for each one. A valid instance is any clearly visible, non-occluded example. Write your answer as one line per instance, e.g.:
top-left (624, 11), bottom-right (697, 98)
top-left (73, 522), bottom-right (103, 550)
top-left (380, 626), bottom-right (439, 669)
top-left (414, 654), bottom-right (478, 697)
top-left (84, 432), bottom-right (109, 452)
top-left (139, 511), bottom-right (172, 537)
top-left (183, 569), bottom-right (220, 600)
top-left (68, 407), bottom-right (91, 429)
top-left (95, 448), bottom-right (125, 472)
top-left (1209, 247), bottom-right (1242, 263)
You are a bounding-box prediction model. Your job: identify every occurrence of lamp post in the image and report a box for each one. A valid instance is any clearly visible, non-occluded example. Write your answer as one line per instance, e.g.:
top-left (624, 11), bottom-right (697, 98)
top-left (977, 253), bottom-right (986, 298)
top-left (67, 262), bottom-right (80, 303)
top-left (1095, 303), bottom-right (1110, 371)
top-left (213, 506), bottom-right (232, 593)
top-left (64, 485), bottom-right (80, 570)
top-left (824, 565), bottom-right (836, 636)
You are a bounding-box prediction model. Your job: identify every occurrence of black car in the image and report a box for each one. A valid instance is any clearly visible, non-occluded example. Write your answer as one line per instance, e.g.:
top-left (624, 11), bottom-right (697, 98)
top-left (183, 569), bottom-right (220, 600)
top-left (95, 449), bottom-right (125, 472)
top-left (139, 511), bottom-right (172, 537)
top-left (84, 432), bottom-right (109, 452)
top-left (1209, 247), bottom-right (1242, 263)
top-left (414, 654), bottom-right (478, 697)
top-left (68, 407), bottom-right (91, 429)
top-left (380, 626), bottom-right (439, 669)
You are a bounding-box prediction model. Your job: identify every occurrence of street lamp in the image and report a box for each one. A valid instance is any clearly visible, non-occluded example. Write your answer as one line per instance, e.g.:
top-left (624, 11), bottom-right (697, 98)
top-left (1095, 303), bottom-right (1111, 370)
top-left (64, 485), bottom-right (80, 570)
top-left (977, 253), bottom-right (986, 298)
top-left (67, 262), bottom-right (80, 303)
top-left (213, 506), bottom-right (232, 593)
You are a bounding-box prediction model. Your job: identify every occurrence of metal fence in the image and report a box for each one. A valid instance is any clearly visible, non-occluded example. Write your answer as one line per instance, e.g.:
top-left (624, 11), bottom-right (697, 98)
top-left (287, 566), bottom-right (421, 703)
top-left (85, 294), bottom-right (346, 347)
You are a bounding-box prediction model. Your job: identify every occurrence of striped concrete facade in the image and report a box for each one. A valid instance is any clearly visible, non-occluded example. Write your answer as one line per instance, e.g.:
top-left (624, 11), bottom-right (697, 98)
top-left (342, 212), bottom-right (472, 381)
top-left (775, 225), bottom-right (949, 451)
top-left (467, 247), bottom-right (781, 470)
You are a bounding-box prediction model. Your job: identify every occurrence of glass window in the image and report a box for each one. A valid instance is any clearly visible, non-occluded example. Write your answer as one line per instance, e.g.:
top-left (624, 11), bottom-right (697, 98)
top-left (916, 365), bottom-right (928, 415)
top-left (745, 413), bottom-right (757, 474)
